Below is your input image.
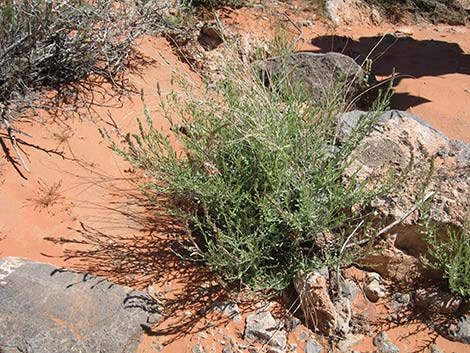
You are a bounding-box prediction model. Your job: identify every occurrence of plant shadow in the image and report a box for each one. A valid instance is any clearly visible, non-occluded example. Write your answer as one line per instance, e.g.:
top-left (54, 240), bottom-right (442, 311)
top-left (310, 34), bottom-right (470, 111)
top-left (40, 172), bottom-right (238, 344)
top-left (0, 48), bottom-right (157, 178)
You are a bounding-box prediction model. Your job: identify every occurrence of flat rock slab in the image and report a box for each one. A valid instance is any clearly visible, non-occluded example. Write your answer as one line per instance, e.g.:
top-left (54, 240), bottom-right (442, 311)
top-left (0, 257), bottom-right (161, 353)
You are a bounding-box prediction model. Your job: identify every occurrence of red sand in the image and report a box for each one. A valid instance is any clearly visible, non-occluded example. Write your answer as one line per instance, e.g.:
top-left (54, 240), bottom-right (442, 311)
top-left (1, 7), bottom-right (470, 352)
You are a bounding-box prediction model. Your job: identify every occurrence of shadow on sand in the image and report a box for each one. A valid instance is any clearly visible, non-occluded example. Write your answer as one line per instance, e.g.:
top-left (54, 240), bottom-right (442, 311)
top-left (310, 34), bottom-right (470, 110)
top-left (0, 50), bottom-right (156, 179)
top-left (40, 170), bottom-right (239, 344)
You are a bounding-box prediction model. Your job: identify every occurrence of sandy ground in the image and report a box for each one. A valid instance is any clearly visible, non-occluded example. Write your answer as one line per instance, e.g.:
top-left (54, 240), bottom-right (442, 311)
top-left (225, 5), bottom-right (470, 142)
top-left (1, 4), bottom-right (470, 352)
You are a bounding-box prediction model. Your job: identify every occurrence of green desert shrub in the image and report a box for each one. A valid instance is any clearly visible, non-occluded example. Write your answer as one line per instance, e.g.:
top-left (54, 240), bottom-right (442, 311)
top-left (113, 56), bottom-right (395, 292)
top-left (422, 217), bottom-right (470, 298)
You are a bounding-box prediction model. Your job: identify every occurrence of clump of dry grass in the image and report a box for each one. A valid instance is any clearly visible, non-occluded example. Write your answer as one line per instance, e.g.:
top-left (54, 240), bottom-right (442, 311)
top-left (29, 179), bottom-right (63, 210)
top-left (0, 0), bottom-right (170, 117)
top-left (0, 0), bottom-right (173, 171)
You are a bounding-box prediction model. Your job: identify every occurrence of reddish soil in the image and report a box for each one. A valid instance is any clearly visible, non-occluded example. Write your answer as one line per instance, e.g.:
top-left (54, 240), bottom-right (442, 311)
top-left (225, 5), bottom-right (470, 142)
top-left (1, 3), bottom-right (470, 353)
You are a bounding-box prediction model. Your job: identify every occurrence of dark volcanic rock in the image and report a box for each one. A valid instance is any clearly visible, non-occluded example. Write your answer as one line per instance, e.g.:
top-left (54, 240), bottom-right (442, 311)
top-left (0, 257), bottom-right (161, 353)
top-left (259, 52), bottom-right (365, 103)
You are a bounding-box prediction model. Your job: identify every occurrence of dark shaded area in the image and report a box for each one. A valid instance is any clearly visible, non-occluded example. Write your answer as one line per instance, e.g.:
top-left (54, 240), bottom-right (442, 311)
top-left (40, 173), bottom-right (240, 345)
top-left (311, 34), bottom-right (470, 110)
top-left (198, 25), bottom-right (224, 50)
top-left (388, 92), bottom-right (431, 111)
top-left (364, 0), bottom-right (469, 25)
top-left (0, 138), bottom-right (28, 179)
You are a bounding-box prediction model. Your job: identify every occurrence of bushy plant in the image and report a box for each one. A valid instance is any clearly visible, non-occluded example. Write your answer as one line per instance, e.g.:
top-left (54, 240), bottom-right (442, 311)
top-left (422, 217), bottom-right (470, 298)
top-left (0, 0), bottom-right (171, 170)
top-left (112, 56), bottom-right (395, 292)
top-left (0, 0), bottom-right (169, 118)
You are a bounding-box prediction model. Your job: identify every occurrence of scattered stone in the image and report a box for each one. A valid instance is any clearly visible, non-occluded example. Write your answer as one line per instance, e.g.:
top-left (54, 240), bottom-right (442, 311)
top-left (255, 301), bottom-right (273, 309)
top-left (154, 345), bottom-right (165, 352)
top-left (288, 343), bottom-right (298, 351)
top-left (223, 334), bottom-right (234, 342)
top-left (389, 293), bottom-right (411, 312)
top-left (267, 347), bottom-right (283, 353)
top-left (222, 344), bottom-right (233, 353)
top-left (0, 257), bottom-right (160, 353)
top-left (337, 333), bottom-right (364, 353)
top-left (414, 288), bottom-right (462, 314)
top-left (373, 331), bottom-right (400, 353)
top-left (298, 20), bottom-right (313, 27)
top-left (199, 332), bottom-right (208, 339)
top-left (339, 278), bottom-right (359, 302)
top-left (396, 27), bottom-right (414, 36)
top-left (298, 331), bottom-right (309, 341)
top-left (334, 296), bottom-right (352, 336)
top-left (364, 272), bottom-right (387, 302)
top-left (323, 0), bottom-right (341, 25)
top-left (430, 344), bottom-right (445, 353)
top-left (193, 344), bottom-right (206, 353)
top-left (284, 316), bottom-right (302, 332)
top-left (244, 311), bottom-right (287, 351)
top-left (293, 271), bottom-right (337, 334)
top-left (259, 52), bottom-right (365, 105)
top-left (305, 338), bottom-right (323, 353)
top-left (212, 301), bottom-right (242, 323)
top-left (449, 314), bottom-right (470, 343)
top-left (370, 8), bottom-right (381, 25)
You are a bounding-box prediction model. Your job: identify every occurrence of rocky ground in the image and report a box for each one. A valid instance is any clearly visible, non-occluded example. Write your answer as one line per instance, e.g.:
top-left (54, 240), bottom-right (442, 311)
top-left (1, 1), bottom-right (470, 352)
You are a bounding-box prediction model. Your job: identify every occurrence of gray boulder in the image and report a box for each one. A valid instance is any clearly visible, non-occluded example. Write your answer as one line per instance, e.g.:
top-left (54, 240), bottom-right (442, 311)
top-left (373, 331), bottom-right (400, 353)
top-left (337, 109), bottom-right (469, 281)
top-left (0, 257), bottom-right (162, 353)
top-left (338, 109), bottom-right (469, 228)
top-left (305, 338), bottom-right (323, 353)
top-left (259, 52), bottom-right (365, 103)
top-left (244, 311), bottom-right (287, 352)
top-left (450, 314), bottom-right (470, 344)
